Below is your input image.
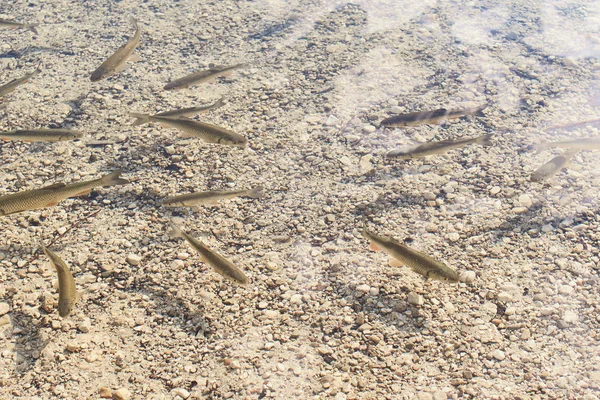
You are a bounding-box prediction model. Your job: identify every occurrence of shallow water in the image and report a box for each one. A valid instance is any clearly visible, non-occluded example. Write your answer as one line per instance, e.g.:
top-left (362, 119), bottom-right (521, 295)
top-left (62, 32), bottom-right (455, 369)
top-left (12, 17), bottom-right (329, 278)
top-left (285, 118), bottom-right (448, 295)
top-left (1, 1), bottom-right (599, 399)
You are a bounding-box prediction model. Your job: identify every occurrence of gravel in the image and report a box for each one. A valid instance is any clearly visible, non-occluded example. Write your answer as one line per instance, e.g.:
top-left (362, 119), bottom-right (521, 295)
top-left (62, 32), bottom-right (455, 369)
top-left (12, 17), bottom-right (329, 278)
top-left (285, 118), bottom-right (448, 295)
top-left (1, 0), bottom-right (598, 399)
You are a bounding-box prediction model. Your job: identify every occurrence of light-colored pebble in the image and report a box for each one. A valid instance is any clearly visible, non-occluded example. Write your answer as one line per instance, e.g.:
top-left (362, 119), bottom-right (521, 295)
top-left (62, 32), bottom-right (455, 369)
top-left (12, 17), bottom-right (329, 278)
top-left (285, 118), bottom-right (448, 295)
top-left (112, 388), bottom-right (131, 400)
top-left (125, 254), bottom-right (142, 266)
top-left (0, 303), bottom-right (9, 316)
top-left (407, 292), bottom-right (424, 306)
top-left (491, 349), bottom-right (505, 361)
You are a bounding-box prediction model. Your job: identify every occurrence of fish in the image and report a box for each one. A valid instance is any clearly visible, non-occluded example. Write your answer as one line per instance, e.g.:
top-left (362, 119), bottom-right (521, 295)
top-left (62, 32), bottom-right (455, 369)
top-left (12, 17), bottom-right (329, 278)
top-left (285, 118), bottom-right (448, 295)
top-left (530, 149), bottom-right (579, 182)
top-left (163, 187), bottom-right (263, 207)
top-left (535, 138), bottom-right (600, 151)
top-left (0, 18), bottom-right (38, 34)
top-left (164, 63), bottom-right (246, 90)
top-left (0, 129), bottom-right (83, 142)
top-left (41, 244), bottom-right (77, 317)
top-left (170, 224), bottom-right (249, 285)
top-left (0, 68), bottom-right (41, 98)
top-left (90, 17), bottom-right (141, 82)
top-left (386, 134), bottom-right (493, 159)
top-left (363, 227), bottom-right (459, 282)
top-left (131, 97), bottom-right (225, 127)
top-left (381, 104), bottom-right (488, 127)
top-left (0, 170), bottom-right (129, 217)
top-left (129, 113), bottom-right (247, 147)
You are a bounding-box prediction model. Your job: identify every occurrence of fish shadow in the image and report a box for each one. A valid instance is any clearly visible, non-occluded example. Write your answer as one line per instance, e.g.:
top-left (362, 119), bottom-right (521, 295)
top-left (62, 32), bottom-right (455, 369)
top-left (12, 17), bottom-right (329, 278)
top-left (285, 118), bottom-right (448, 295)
top-left (10, 310), bottom-right (49, 375)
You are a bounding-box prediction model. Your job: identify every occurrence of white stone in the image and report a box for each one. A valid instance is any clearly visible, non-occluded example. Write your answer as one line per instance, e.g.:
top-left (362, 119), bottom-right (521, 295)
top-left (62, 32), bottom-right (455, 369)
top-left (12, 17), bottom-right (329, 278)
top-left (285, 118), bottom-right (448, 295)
top-left (290, 294), bottom-right (303, 305)
top-left (518, 194), bottom-right (533, 208)
top-left (172, 388), bottom-right (190, 399)
top-left (78, 318), bottom-right (91, 333)
top-left (459, 271), bottom-right (476, 284)
top-left (497, 292), bottom-right (513, 302)
top-left (363, 125), bottom-right (376, 133)
top-left (126, 254), bottom-right (142, 266)
top-left (563, 310), bottom-right (578, 323)
top-left (356, 284), bottom-right (370, 294)
top-left (558, 285), bottom-right (574, 295)
top-left (491, 349), bottom-right (505, 361)
top-left (325, 115), bottom-right (339, 126)
top-left (407, 292), bottom-right (424, 306)
top-left (0, 303), bottom-right (9, 316)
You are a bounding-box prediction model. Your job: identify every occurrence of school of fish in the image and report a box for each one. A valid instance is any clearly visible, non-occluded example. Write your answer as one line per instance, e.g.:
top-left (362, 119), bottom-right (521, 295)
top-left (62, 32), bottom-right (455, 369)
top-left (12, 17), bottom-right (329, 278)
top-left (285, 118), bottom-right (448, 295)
top-left (0, 15), bottom-right (596, 325)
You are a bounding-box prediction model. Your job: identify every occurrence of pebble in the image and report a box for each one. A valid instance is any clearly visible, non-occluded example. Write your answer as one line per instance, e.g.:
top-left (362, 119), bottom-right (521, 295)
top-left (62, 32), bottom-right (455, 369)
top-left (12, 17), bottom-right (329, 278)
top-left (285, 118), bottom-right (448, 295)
top-left (125, 254), bottom-right (142, 266)
top-left (325, 115), bottom-right (339, 126)
top-left (98, 387), bottom-right (112, 398)
top-left (257, 301), bottom-right (268, 309)
top-left (497, 292), bottom-right (513, 302)
top-left (356, 284), bottom-right (371, 295)
top-left (0, 303), bottom-right (9, 316)
top-left (433, 390), bottom-right (448, 400)
top-left (363, 125), bottom-right (376, 133)
top-left (518, 194), bottom-right (533, 208)
top-left (491, 349), bottom-right (506, 361)
top-left (172, 388), bottom-right (190, 399)
top-left (563, 310), bottom-right (578, 323)
top-left (459, 270), bottom-right (476, 284)
top-left (558, 285), bottom-right (574, 295)
top-left (78, 318), bottom-right (91, 333)
top-left (112, 388), bottom-right (131, 400)
top-left (290, 294), bottom-right (303, 305)
top-left (407, 292), bottom-right (424, 306)
top-left (512, 207), bottom-right (528, 214)
top-left (490, 186), bottom-right (501, 195)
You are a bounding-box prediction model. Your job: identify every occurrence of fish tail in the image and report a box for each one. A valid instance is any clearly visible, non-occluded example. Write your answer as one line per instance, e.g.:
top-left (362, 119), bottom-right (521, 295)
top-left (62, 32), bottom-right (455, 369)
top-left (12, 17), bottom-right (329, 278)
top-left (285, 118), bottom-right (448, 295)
top-left (476, 134), bottom-right (494, 146)
top-left (24, 24), bottom-right (39, 34)
top-left (130, 112), bottom-right (151, 126)
top-left (472, 103), bottom-right (488, 117)
top-left (129, 17), bottom-right (138, 30)
top-left (248, 186), bottom-right (264, 199)
top-left (212, 97), bottom-right (226, 109)
top-left (101, 170), bottom-right (129, 187)
top-left (563, 149), bottom-right (580, 158)
top-left (169, 222), bottom-right (185, 239)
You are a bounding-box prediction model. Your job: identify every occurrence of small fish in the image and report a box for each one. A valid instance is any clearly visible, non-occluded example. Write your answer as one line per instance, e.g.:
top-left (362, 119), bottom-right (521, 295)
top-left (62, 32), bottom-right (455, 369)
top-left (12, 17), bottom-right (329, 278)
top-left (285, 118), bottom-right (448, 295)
top-left (131, 97), bottom-right (225, 127)
top-left (170, 224), bottom-right (249, 285)
top-left (530, 149), bottom-right (579, 182)
top-left (0, 170), bottom-right (129, 217)
top-left (41, 244), bottom-right (77, 317)
top-left (90, 17), bottom-right (141, 82)
top-left (164, 64), bottom-right (246, 90)
top-left (535, 138), bottom-right (600, 151)
top-left (0, 68), bottom-right (41, 98)
top-left (386, 134), bottom-right (493, 159)
top-left (130, 113), bottom-right (247, 147)
top-left (381, 104), bottom-right (488, 128)
top-left (0, 18), bottom-right (38, 34)
top-left (363, 227), bottom-right (459, 282)
top-left (0, 129), bottom-right (83, 142)
top-left (163, 187), bottom-right (263, 207)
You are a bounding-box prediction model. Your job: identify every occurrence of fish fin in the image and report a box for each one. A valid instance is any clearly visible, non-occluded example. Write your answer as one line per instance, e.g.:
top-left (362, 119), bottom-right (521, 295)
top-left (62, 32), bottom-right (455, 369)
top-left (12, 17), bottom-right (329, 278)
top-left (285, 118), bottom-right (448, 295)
top-left (1, 138), bottom-right (11, 141)
top-left (212, 97), bottom-right (226, 109)
top-left (128, 53), bottom-right (141, 62)
top-left (101, 170), bottom-right (129, 187)
top-left (472, 103), bottom-right (489, 117)
top-left (388, 258), bottom-right (403, 267)
top-left (169, 222), bottom-right (185, 239)
top-left (476, 134), bottom-right (494, 146)
top-left (248, 186), bottom-right (264, 199)
top-left (114, 62), bottom-right (130, 74)
top-left (74, 189), bottom-right (91, 197)
top-left (369, 241), bottom-right (382, 251)
top-left (40, 183), bottom-right (67, 190)
top-left (24, 24), bottom-right (39, 34)
top-left (45, 200), bottom-right (59, 207)
top-left (130, 113), bottom-right (151, 126)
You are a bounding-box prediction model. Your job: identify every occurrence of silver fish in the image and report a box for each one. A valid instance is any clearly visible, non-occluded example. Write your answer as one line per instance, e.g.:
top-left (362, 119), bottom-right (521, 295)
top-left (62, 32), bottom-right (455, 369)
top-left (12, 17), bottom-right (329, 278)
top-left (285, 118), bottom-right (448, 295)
top-left (535, 138), bottom-right (600, 151)
top-left (0, 68), bottom-right (41, 98)
top-left (386, 134), bottom-right (493, 159)
top-left (381, 104), bottom-right (487, 128)
top-left (164, 64), bottom-right (246, 90)
top-left (130, 113), bottom-right (247, 147)
top-left (41, 244), bottom-right (77, 317)
top-left (363, 227), bottom-right (459, 282)
top-left (0, 129), bottom-right (83, 142)
top-left (0, 18), bottom-right (38, 34)
top-left (90, 17), bottom-right (141, 82)
top-left (171, 224), bottom-right (249, 285)
top-left (530, 149), bottom-right (579, 182)
top-left (163, 187), bottom-right (263, 207)
top-left (131, 97), bottom-right (225, 127)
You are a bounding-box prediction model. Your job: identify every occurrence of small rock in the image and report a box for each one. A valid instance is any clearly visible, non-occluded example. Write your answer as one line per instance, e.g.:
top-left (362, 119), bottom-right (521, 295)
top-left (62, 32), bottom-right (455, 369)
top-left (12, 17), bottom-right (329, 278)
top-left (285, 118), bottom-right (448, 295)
top-left (112, 388), bottom-right (131, 400)
top-left (98, 387), bottom-right (112, 398)
top-left (497, 292), bottom-right (513, 302)
top-left (290, 294), bottom-right (303, 305)
top-left (518, 194), bottom-right (533, 208)
top-left (0, 303), bottom-right (9, 316)
top-left (172, 388), bottom-right (190, 399)
top-left (433, 390), bottom-right (448, 400)
top-left (563, 310), bottom-right (578, 323)
top-left (66, 342), bottom-right (81, 353)
top-left (334, 392), bottom-right (347, 400)
top-left (489, 186), bottom-right (501, 195)
top-left (407, 292), bottom-right (424, 306)
top-left (558, 285), bottom-right (574, 295)
top-left (447, 232), bottom-right (460, 242)
top-left (78, 318), bottom-right (91, 333)
top-left (363, 125), bottom-right (376, 133)
top-left (257, 301), bottom-right (268, 309)
top-left (491, 349), bottom-right (505, 361)
top-left (356, 284), bottom-right (370, 295)
top-left (459, 270), bottom-right (476, 284)
top-left (512, 206), bottom-right (528, 214)
top-left (325, 115), bottom-right (339, 126)
top-left (423, 192), bottom-right (436, 201)
top-left (125, 254), bottom-right (142, 266)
